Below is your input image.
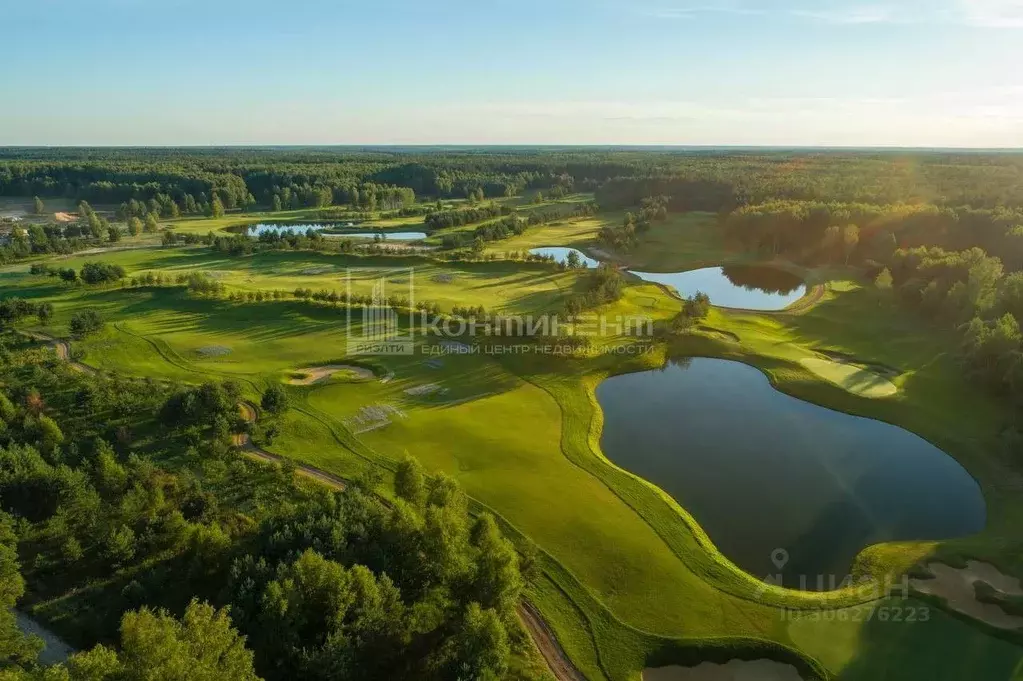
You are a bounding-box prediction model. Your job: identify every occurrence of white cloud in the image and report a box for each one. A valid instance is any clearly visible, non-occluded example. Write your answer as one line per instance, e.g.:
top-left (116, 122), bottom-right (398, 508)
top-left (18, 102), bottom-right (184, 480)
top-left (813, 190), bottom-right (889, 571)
top-left (958, 0), bottom-right (1023, 26)
top-left (635, 0), bottom-right (1023, 26)
top-left (790, 6), bottom-right (898, 23)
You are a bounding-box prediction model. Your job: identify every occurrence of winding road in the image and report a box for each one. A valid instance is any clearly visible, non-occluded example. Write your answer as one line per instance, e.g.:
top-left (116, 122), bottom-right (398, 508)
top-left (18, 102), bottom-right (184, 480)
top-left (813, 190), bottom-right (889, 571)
top-left (19, 331), bottom-right (584, 681)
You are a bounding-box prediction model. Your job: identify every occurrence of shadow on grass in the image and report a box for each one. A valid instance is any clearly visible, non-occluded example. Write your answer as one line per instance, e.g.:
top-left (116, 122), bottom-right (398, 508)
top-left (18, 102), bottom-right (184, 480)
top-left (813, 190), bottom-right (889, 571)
top-left (827, 597), bottom-right (1023, 681)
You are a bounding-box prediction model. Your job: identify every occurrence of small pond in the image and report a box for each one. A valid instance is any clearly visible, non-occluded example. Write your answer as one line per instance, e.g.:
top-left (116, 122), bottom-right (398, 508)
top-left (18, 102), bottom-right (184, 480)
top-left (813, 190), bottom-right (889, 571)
top-left (629, 265), bottom-right (806, 310)
top-left (596, 358), bottom-right (985, 588)
top-left (528, 246), bottom-right (599, 268)
top-left (243, 223), bottom-right (426, 240)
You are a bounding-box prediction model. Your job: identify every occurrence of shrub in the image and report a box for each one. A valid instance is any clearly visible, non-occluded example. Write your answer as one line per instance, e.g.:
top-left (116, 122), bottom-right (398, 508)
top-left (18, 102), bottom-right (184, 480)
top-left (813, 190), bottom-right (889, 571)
top-left (69, 309), bottom-right (104, 337)
top-left (80, 261), bottom-right (126, 285)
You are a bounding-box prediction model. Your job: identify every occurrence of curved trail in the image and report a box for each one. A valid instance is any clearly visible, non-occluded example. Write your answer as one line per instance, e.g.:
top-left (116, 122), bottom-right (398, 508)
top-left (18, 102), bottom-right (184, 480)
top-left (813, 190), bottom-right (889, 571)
top-left (21, 330), bottom-right (586, 681)
top-left (19, 331), bottom-right (95, 374)
top-left (518, 601), bottom-right (588, 681)
top-left (234, 402), bottom-right (348, 490)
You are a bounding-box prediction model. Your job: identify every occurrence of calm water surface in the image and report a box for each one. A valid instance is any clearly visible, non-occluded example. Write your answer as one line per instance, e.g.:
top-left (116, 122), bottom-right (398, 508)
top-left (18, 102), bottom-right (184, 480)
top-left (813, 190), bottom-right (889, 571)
top-left (245, 223), bottom-right (426, 240)
top-left (596, 358), bottom-right (985, 588)
top-left (630, 265), bottom-right (806, 310)
top-left (528, 246), bottom-right (599, 268)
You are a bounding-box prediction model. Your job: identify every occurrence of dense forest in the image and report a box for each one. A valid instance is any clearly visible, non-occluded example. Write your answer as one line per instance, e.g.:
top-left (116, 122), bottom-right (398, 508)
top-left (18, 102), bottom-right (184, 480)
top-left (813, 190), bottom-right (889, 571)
top-left (0, 337), bottom-right (538, 681)
top-left (4, 148), bottom-right (1023, 214)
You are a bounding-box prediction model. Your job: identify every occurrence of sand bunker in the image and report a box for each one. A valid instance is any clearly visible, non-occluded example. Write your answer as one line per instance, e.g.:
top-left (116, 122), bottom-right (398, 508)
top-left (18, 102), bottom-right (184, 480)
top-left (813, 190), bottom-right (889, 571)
top-left (287, 365), bottom-right (374, 385)
top-left (911, 561), bottom-right (1023, 630)
top-left (799, 357), bottom-right (898, 398)
top-left (345, 403), bottom-right (406, 433)
top-left (196, 345), bottom-right (232, 357)
top-left (54, 211), bottom-right (78, 223)
top-left (644, 660), bottom-right (802, 681)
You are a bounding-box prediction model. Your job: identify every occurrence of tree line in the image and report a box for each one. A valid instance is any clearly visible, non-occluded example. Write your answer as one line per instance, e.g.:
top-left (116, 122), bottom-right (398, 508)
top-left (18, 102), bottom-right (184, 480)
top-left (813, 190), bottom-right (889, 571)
top-left (7, 149), bottom-right (1022, 217)
top-left (877, 246), bottom-right (1022, 406)
top-left (720, 200), bottom-right (1023, 269)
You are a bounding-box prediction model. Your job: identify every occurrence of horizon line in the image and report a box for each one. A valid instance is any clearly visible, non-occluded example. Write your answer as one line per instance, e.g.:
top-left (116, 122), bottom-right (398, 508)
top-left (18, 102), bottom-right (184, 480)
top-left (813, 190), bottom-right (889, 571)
top-left (2, 144), bottom-right (1022, 153)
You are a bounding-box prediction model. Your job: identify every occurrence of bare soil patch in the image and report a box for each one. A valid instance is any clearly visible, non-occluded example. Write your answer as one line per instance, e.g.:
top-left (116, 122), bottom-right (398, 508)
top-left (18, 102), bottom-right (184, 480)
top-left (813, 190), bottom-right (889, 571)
top-left (911, 561), bottom-right (1023, 630)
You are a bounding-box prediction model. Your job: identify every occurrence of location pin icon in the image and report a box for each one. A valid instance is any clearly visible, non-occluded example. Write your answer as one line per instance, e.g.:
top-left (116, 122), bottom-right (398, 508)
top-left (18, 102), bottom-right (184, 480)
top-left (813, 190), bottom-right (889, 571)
top-left (771, 548), bottom-right (789, 570)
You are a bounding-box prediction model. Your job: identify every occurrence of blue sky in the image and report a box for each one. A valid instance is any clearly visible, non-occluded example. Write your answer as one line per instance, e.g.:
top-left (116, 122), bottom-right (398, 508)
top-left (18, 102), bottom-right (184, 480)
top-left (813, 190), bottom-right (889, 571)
top-left (2, 0), bottom-right (1021, 146)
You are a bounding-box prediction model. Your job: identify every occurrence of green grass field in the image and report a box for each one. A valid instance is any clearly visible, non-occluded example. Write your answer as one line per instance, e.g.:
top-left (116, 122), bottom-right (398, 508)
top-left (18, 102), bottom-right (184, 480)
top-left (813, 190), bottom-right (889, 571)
top-left (798, 358), bottom-right (898, 398)
top-left (15, 247), bottom-right (580, 316)
top-left (6, 209), bottom-right (1023, 681)
top-left (488, 211), bottom-right (738, 272)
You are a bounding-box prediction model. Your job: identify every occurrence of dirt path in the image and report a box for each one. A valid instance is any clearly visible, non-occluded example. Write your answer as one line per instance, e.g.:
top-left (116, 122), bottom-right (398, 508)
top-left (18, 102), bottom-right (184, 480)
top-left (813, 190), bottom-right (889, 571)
top-left (518, 601), bottom-right (588, 681)
top-left (235, 402), bottom-right (348, 490)
top-left (19, 331), bottom-right (96, 374)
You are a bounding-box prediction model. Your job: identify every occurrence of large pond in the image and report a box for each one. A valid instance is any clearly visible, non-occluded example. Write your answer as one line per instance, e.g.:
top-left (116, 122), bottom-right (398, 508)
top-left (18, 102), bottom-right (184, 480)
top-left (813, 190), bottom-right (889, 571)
top-left (525, 251), bottom-right (805, 310)
top-left (243, 223), bottom-right (427, 240)
top-left (596, 358), bottom-right (985, 588)
top-left (630, 265), bottom-right (806, 311)
top-left (528, 246), bottom-right (599, 268)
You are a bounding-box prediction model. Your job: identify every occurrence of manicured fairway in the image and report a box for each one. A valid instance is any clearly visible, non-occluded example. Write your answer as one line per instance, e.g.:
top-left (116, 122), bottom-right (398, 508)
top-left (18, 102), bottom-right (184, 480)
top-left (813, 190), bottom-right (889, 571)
top-left (799, 357), bottom-right (898, 398)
